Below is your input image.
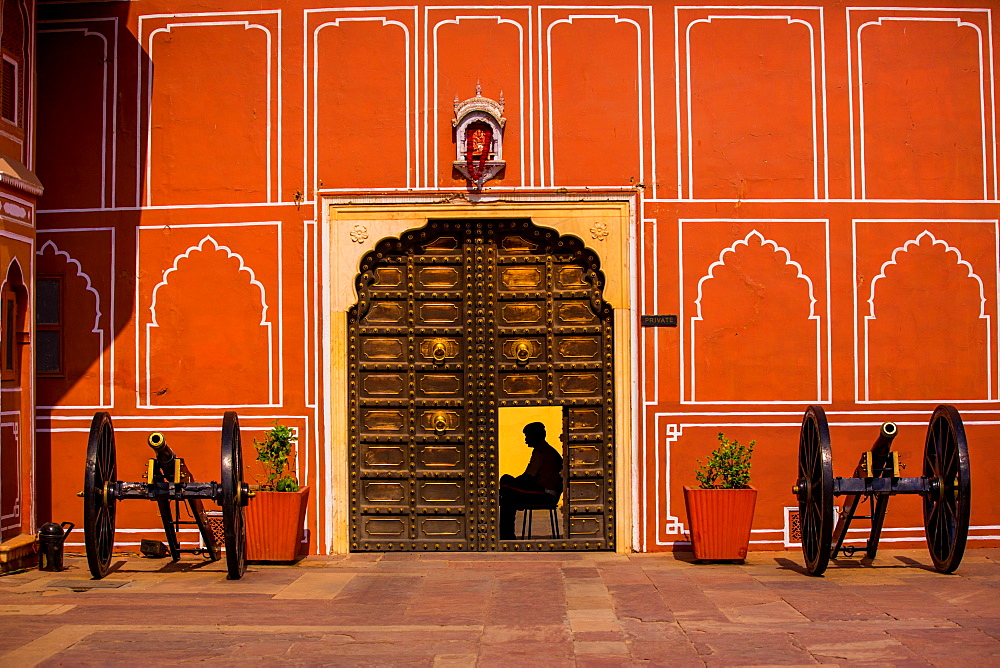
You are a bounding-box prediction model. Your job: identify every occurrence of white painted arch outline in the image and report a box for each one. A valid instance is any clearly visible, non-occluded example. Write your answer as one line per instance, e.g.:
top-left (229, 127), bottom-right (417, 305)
top-left (139, 11), bottom-right (282, 207)
top-left (312, 15), bottom-right (412, 193)
top-left (0, 420), bottom-right (19, 529)
top-left (144, 234), bottom-right (275, 407)
top-left (1, 256), bottom-right (24, 296)
top-left (432, 14), bottom-right (526, 187)
top-left (545, 13), bottom-right (646, 190)
top-left (863, 229), bottom-right (993, 402)
top-left (682, 14), bottom-right (824, 200)
top-left (37, 20), bottom-right (117, 209)
top-left (689, 229), bottom-right (822, 403)
top-left (850, 11), bottom-right (996, 200)
top-left (36, 240), bottom-right (108, 407)
top-left (0, 256), bottom-right (25, 531)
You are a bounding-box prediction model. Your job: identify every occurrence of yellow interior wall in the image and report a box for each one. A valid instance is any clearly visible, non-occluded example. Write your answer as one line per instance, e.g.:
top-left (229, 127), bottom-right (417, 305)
top-left (498, 406), bottom-right (563, 479)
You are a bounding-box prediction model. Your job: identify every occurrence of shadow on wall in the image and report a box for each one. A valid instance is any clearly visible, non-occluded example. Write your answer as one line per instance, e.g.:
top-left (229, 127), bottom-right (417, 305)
top-left (33, 2), bottom-right (149, 522)
top-left (34, 3), bottom-right (288, 531)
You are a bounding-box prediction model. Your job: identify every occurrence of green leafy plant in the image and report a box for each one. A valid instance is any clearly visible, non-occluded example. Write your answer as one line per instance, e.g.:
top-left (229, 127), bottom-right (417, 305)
top-left (254, 421), bottom-right (300, 492)
top-left (695, 432), bottom-right (754, 489)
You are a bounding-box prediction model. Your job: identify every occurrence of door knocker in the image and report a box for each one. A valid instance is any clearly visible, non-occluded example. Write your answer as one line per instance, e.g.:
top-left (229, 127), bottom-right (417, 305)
top-left (432, 342), bottom-right (447, 365)
top-left (433, 413), bottom-right (448, 435)
top-left (514, 342), bottom-right (531, 366)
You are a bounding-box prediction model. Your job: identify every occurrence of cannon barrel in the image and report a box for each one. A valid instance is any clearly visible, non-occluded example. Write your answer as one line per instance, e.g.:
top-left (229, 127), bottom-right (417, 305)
top-left (872, 422), bottom-right (898, 457)
top-left (147, 431), bottom-right (177, 465)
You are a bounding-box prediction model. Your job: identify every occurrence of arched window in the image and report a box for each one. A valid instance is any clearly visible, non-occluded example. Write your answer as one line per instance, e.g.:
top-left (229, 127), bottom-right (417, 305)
top-left (35, 240), bottom-right (107, 407)
top-left (35, 276), bottom-right (62, 375)
top-left (0, 259), bottom-right (25, 383)
top-left (0, 0), bottom-right (25, 126)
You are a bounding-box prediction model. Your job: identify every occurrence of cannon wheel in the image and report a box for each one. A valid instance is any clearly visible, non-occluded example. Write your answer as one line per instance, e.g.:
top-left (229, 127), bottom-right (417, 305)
top-left (220, 411), bottom-right (247, 580)
top-left (798, 405), bottom-right (834, 576)
top-left (923, 405), bottom-right (971, 573)
top-left (83, 412), bottom-right (117, 579)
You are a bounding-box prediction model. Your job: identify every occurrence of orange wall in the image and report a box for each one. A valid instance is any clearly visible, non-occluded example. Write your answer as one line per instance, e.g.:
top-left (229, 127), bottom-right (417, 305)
top-left (33, 1), bottom-right (1000, 554)
top-left (0, 0), bottom-right (36, 542)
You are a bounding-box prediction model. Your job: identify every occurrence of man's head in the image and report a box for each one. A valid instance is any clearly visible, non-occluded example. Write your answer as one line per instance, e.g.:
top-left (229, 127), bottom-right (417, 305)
top-left (523, 422), bottom-right (546, 447)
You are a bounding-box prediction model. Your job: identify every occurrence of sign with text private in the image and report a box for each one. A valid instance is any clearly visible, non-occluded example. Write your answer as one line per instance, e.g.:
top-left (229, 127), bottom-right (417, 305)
top-left (640, 315), bottom-right (677, 327)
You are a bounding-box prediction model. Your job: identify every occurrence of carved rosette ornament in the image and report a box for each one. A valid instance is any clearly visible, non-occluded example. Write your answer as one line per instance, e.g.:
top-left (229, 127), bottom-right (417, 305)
top-left (453, 82), bottom-right (506, 189)
top-left (350, 224), bottom-right (369, 244)
top-left (590, 221), bottom-right (610, 241)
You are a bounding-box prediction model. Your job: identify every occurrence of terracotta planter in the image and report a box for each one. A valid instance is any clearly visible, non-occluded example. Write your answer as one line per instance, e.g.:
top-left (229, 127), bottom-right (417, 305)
top-left (683, 486), bottom-right (757, 561)
top-left (245, 486), bottom-right (310, 561)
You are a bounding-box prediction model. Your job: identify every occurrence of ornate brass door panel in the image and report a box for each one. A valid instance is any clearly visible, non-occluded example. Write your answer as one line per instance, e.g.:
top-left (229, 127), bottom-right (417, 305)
top-left (349, 220), bottom-right (614, 551)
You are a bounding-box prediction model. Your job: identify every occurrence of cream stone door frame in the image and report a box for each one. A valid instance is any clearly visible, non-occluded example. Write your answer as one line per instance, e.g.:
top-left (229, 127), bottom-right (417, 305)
top-left (322, 192), bottom-right (637, 553)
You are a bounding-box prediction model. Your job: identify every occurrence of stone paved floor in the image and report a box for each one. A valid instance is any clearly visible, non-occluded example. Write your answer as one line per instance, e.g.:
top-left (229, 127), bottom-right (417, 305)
top-left (1, 548), bottom-right (999, 666)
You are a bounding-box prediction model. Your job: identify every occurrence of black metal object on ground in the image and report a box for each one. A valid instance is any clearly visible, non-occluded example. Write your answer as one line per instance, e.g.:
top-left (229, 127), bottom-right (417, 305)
top-left (794, 405), bottom-right (971, 576)
top-left (38, 522), bottom-right (73, 572)
top-left (81, 411), bottom-right (250, 580)
top-left (140, 539), bottom-right (169, 558)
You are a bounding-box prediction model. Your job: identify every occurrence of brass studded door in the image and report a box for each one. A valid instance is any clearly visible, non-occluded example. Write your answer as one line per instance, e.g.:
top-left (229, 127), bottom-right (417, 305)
top-left (349, 220), bottom-right (614, 551)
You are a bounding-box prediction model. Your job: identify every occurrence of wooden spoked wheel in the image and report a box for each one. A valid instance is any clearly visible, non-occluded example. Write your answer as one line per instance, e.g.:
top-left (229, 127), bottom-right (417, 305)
top-left (923, 405), bottom-right (971, 574)
top-left (220, 411), bottom-right (248, 580)
top-left (84, 412), bottom-right (117, 579)
top-left (796, 405), bottom-right (834, 576)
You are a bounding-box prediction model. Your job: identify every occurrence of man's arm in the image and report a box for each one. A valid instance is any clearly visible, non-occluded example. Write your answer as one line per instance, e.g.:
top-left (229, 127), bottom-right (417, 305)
top-left (514, 449), bottom-right (542, 485)
top-left (523, 449), bottom-right (541, 477)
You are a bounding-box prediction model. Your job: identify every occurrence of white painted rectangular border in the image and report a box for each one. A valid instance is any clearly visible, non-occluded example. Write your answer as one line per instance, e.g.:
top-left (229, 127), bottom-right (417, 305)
top-left (846, 6), bottom-right (996, 200)
top-left (649, 418), bottom-right (1000, 548)
top-left (851, 218), bottom-right (1000, 404)
top-left (133, 221), bottom-right (284, 409)
top-left (538, 5), bottom-right (655, 197)
top-left (678, 218), bottom-right (832, 405)
top-left (35, 227), bottom-right (116, 409)
top-left (37, 18), bottom-right (118, 210)
top-left (674, 6), bottom-right (828, 200)
top-left (137, 10), bottom-right (283, 207)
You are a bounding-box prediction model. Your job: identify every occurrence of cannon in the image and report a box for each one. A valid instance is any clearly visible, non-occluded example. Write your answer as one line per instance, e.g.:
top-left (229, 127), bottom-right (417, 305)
top-left (794, 404), bottom-right (971, 576)
top-left (81, 411), bottom-right (251, 580)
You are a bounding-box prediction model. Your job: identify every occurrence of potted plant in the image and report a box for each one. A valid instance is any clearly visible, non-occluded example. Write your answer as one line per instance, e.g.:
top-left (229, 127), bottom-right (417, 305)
top-left (244, 421), bottom-right (310, 561)
top-left (683, 432), bottom-right (757, 561)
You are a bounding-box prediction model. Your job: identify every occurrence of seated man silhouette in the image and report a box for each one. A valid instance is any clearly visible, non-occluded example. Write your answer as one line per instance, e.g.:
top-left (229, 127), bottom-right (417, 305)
top-left (499, 422), bottom-right (563, 540)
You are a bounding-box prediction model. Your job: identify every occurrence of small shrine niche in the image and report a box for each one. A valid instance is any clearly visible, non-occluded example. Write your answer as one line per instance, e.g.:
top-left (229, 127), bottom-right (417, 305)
top-left (453, 83), bottom-right (506, 189)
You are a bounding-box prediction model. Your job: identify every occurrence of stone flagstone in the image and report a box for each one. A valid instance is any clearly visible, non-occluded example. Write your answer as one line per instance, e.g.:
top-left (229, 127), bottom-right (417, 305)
top-left (0, 549), bottom-right (996, 665)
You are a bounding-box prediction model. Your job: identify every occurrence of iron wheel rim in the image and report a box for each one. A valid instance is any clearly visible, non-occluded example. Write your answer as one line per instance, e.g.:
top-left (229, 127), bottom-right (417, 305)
top-left (923, 405), bottom-right (971, 573)
top-left (798, 405), bottom-right (833, 576)
top-left (83, 412), bottom-right (116, 579)
top-left (221, 411), bottom-right (247, 579)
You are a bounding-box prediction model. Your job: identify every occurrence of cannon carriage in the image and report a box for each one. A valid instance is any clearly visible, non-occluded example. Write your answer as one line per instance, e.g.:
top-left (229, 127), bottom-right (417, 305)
top-left (81, 411), bottom-right (251, 580)
top-left (794, 404), bottom-right (971, 575)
